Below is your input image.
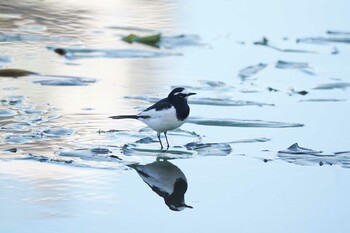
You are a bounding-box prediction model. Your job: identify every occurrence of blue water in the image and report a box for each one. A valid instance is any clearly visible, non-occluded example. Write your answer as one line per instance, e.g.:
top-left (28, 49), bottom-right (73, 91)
top-left (1, 0), bottom-right (350, 232)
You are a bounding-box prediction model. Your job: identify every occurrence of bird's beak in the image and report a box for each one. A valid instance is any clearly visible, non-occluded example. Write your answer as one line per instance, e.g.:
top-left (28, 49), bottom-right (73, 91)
top-left (184, 204), bottom-right (193, 209)
top-left (187, 92), bottom-right (196, 96)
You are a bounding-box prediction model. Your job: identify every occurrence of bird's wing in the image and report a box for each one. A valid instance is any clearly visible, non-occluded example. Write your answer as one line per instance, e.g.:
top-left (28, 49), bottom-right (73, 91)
top-left (133, 164), bottom-right (174, 197)
top-left (138, 98), bottom-right (172, 118)
top-left (145, 98), bottom-right (172, 111)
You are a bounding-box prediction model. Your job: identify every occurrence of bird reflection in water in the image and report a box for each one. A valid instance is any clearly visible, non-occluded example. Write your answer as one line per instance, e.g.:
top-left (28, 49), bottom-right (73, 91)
top-left (129, 159), bottom-right (193, 211)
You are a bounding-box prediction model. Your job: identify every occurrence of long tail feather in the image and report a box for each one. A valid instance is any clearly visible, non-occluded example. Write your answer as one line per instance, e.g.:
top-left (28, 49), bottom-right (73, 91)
top-left (109, 115), bottom-right (139, 119)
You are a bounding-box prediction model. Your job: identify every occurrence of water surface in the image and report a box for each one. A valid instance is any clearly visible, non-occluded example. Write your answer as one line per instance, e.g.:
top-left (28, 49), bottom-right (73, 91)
top-left (1, 0), bottom-right (350, 233)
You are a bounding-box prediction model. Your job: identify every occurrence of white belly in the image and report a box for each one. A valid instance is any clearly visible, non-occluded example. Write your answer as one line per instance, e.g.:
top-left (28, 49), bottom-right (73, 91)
top-left (138, 107), bottom-right (185, 133)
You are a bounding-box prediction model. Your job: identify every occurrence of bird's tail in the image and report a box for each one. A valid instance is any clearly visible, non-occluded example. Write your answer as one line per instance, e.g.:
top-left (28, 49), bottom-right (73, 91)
top-left (109, 115), bottom-right (139, 120)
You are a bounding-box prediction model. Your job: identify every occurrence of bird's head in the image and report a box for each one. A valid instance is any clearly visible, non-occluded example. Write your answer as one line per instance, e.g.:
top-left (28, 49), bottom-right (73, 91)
top-left (168, 202), bottom-right (193, 211)
top-left (168, 87), bottom-right (196, 102)
top-left (165, 177), bottom-right (193, 211)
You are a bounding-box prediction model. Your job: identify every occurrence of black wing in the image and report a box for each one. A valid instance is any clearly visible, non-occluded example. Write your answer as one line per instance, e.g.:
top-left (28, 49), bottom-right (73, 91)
top-left (144, 98), bottom-right (172, 112)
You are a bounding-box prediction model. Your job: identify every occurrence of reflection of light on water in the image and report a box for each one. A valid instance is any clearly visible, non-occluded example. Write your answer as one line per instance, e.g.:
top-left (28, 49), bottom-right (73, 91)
top-left (0, 0), bottom-right (184, 127)
top-left (0, 160), bottom-right (119, 219)
top-left (59, 0), bottom-right (183, 32)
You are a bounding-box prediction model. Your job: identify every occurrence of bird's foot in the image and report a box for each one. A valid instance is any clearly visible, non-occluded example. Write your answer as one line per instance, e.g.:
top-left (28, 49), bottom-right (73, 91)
top-left (159, 146), bottom-right (169, 153)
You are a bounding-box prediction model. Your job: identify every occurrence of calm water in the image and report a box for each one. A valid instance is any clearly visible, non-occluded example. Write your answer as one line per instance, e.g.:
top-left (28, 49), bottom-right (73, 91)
top-left (1, 0), bottom-right (350, 232)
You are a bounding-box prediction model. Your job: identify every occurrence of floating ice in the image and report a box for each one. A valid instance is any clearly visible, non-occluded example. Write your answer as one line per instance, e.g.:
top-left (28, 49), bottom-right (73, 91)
top-left (125, 137), bottom-right (266, 158)
top-left (46, 114), bottom-right (61, 121)
top-left (313, 82), bottom-right (350, 90)
top-left (32, 75), bottom-right (96, 86)
top-left (59, 148), bottom-right (119, 162)
top-left (278, 143), bottom-right (322, 155)
top-left (187, 117), bottom-right (304, 128)
top-left (300, 99), bottom-right (346, 102)
top-left (276, 60), bottom-right (316, 75)
top-left (278, 143), bottom-right (350, 168)
top-left (42, 128), bottom-right (75, 138)
top-left (238, 63), bottom-right (267, 80)
top-left (327, 30), bottom-right (350, 36)
top-left (135, 137), bottom-right (158, 144)
top-left (26, 153), bottom-right (75, 164)
top-left (0, 109), bottom-right (17, 117)
top-left (185, 142), bottom-right (232, 156)
top-left (138, 128), bottom-right (201, 141)
top-left (90, 147), bottom-right (111, 154)
top-left (24, 153), bottom-right (124, 169)
top-left (48, 46), bottom-right (177, 59)
top-left (14, 115), bottom-right (46, 126)
top-left (106, 127), bottom-right (200, 148)
top-left (297, 37), bottom-right (350, 44)
top-left (3, 133), bottom-right (42, 144)
top-left (254, 37), bottom-right (316, 53)
top-left (0, 96), bottom-right (24, 105)
top-left (0, 122), bottom-right (30, 131)
top-left (122, 143), bottom-right (193, 159)
top-left (20, 109), bottom-right (45, 115)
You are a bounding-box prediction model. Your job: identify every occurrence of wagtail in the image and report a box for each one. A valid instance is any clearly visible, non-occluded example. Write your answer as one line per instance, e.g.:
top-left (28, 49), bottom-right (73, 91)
top-left (110, 87), bottom-right (196, 150)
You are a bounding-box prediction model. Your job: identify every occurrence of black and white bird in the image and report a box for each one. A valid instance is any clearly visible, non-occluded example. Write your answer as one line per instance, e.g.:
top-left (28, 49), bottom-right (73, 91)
top-left (129, 160), bottom-right (193, 211)
top-left (109, 87), bottom-right (196, 150)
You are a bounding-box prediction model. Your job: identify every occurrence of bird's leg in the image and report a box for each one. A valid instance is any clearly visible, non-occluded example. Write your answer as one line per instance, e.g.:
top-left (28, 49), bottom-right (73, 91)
top-left (164, 132), bottom-right (170, 150)
top-left (157, 132), bottom-right (163, 150)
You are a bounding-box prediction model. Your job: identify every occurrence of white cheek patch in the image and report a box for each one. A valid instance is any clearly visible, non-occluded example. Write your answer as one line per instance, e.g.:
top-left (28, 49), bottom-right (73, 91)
top-left (173, 89), bottom-right (189, 96)
top-left (181, 89), bottom-right (190, 95)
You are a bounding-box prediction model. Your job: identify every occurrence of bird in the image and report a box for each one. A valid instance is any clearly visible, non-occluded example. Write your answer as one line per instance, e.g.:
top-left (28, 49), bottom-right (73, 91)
top-left (109, 87), bottom-right (196, 150)
top-left (129, 159), bottom-right (193, 211)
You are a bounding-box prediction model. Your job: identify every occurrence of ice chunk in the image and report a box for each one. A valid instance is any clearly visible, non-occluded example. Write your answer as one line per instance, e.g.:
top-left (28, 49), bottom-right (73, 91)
top-left (188, 117), bottom-right (304, 128)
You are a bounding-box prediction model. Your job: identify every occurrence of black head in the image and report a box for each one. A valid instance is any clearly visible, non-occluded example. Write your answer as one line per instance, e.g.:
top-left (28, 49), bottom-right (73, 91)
top-left (168, 87), bottom-right (196, 102)
top-left (164, 178), bottom-right (193, 211)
